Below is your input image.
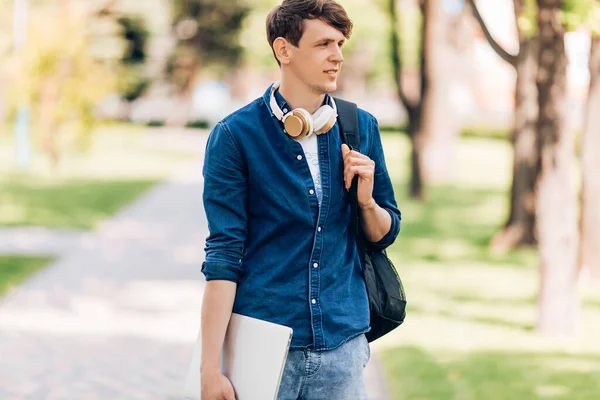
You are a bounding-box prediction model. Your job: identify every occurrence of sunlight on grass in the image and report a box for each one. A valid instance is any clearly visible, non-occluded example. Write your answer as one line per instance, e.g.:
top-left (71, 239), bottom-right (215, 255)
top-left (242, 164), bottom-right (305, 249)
top-left (382, 346), bottom-right (600, 400)
top-left (0, 124), bottom-right (197, 228)
top-left (0, 178), bottom-right (157, 229)
top-left (377, 133), bottom-right (600, 399)
top-left (0, 124), bottom-right (195, 180)
top-left (0, 255), bottom-right (53, 297)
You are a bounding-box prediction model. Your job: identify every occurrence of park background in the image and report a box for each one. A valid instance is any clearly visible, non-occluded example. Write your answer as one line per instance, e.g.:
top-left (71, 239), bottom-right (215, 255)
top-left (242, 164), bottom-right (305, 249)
top-left (1, 0), bottom-right (600, 399)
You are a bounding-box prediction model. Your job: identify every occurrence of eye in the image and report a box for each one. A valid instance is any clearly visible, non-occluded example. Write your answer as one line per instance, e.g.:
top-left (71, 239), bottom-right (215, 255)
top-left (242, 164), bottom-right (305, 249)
top-left (319, 42), bottom-right (328, 47)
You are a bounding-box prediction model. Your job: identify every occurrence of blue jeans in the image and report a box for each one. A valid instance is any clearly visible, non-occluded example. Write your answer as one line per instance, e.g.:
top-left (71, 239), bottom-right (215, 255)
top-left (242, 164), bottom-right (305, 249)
top-left (277, 334), bottom-right (370, 400)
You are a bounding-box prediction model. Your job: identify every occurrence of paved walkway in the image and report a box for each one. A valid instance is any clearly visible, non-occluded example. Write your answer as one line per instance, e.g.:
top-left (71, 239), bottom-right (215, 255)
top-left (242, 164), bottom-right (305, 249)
top-left (0, 131), bottom-right (390, 399)
top-left (0, 228), bottom-right (86, 256)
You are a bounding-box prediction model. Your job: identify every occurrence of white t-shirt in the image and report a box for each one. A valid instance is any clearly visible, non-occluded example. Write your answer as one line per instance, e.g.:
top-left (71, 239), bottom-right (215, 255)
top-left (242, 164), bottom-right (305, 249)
top-left (299, 135), bottom-right (322, 205)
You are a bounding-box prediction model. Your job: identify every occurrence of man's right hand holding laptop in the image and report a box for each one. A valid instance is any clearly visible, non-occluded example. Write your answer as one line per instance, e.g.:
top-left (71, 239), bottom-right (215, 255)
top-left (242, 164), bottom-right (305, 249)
top-left (200, 369), bottom-right (235, 400)
top-left (200, 280), bottom-right (237, 400)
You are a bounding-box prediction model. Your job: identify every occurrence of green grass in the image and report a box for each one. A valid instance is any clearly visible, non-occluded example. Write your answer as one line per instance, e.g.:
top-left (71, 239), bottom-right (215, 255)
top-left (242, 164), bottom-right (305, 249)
top-left (382, 347), bottom-right (600, 400)
top-left (0, 178), bottom-right (157, 229)
top-left (0, 124), bottom-right (196, 228)
top-left (0, 255), bottom-right (53, 296)
top-left (377, 133), bottom-right (600, 400)
top-left (0, 123), bottom-right (197, 294)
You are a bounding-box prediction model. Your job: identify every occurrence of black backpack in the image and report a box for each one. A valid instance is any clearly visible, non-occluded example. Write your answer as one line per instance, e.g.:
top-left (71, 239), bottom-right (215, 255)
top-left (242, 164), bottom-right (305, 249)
top-left (335, 98), bottom-right (407, 343)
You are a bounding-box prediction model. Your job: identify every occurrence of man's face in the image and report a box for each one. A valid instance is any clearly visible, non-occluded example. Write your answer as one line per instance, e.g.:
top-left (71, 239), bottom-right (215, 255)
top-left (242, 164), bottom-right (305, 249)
top-left (287, 18), bottom-right (345, 95)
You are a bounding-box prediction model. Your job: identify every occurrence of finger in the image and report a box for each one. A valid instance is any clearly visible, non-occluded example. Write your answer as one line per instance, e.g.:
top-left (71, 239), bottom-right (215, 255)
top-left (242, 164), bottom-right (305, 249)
top-left (345, 157), bottom-right (375, 167)
top-left (344, 166), bottom-right (354, 190)
top-left (342, 145), bottom-right (367, 165)
top-left (344, 161), bottom-right (374, 183)
top-left (348, 150), bottom-right (370, 159)
top-left (344, 165), bottom-right (372, 189)
top-left (346, 165), bottom-right (374, 184)
top-left (341, 144), bottom-right (350, 159)
top-left (354, 165), bottom-right (375, 176)
top-left (344, 161), bottom-right (359, 190)
top-left (345, 151), bottom-right (375, 166)
top-left (225, 389), bottom-right (236, 400)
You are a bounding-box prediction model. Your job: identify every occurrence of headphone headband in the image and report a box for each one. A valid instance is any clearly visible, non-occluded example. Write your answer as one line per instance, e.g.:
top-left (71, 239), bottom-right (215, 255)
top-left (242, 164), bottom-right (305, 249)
top-left (269, 81), bottom-right (337, 121)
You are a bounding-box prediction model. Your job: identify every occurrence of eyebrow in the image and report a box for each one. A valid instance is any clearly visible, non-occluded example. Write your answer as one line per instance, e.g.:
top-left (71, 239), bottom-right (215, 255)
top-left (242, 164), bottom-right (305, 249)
top-left (314, 38), bottom-right (345, 45)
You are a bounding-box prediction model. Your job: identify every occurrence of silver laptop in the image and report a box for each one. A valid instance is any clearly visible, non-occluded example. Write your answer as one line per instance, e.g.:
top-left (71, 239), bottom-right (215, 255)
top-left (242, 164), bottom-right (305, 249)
top-left (184, 313), bottom-right (293, 400)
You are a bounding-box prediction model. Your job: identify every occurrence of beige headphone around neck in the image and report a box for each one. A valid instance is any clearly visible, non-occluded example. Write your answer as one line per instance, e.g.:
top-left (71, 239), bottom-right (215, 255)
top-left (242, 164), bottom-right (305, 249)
top-left (269, 81), bottom-right (338, 141)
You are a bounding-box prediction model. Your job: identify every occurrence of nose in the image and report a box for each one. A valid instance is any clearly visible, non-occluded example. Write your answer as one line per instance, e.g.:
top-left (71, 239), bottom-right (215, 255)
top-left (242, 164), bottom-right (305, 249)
top-left (330, 45), bottom-right (344, 63)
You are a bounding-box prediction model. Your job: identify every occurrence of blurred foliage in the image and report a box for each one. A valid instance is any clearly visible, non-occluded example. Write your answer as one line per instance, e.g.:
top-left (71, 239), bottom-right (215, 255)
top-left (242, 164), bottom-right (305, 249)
top-left (3, 3), bottom-right (118, 159)
top-left (167, 0), bottom-right (250, 87)
top-left (518, 0), bottom-right (600, 36)
top-left (119, 15), bottom-right (148, 65)
top-left (238, 0), bottom-right (280, 70)
top-left (561, 0), bottom-right (600, 34)
top-left (380, 0), bottom-right (423, 70)
top-left (170, 0), bottom-right (249, 66)
top-left (517, 0), bottom-right (538, 37)
top-left (115, 15), bottom-right (151, 102)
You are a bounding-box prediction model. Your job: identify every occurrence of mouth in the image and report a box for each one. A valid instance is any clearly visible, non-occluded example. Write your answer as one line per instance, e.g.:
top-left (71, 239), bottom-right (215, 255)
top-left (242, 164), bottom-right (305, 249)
top-left (324, 69), bottom-right (338, 77)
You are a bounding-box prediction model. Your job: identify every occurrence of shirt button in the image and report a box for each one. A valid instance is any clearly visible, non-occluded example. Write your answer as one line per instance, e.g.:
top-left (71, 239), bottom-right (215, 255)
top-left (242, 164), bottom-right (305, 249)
top-left (309, 189), bottom-right (315, 195)
top-left (297, 155), bottom-right (303, 160)
top-left (311, 299), bottom-right (317, 304)
top-left (283, 108), bottom-right (288, 113)
top-left (313, 262), bottom-right (318, 268)
top-left (317, 226), bottom-right (322, 232)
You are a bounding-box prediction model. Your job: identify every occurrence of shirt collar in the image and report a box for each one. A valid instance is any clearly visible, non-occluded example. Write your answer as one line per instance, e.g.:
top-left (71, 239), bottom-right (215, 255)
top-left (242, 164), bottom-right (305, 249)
top-left (273, 88), bottom-right (291, 116)
top-left (263, 83), bottom-right (333, 119)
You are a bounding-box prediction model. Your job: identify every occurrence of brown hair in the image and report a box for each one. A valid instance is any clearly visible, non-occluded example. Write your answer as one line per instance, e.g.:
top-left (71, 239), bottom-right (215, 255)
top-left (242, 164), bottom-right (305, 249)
top-left (266, 0), bottom-right (353, 65)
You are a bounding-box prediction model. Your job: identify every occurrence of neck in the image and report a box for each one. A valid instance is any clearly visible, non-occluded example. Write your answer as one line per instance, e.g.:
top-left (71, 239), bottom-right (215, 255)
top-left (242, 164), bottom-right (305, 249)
top-left (278, 70), bottom-right (326, 114)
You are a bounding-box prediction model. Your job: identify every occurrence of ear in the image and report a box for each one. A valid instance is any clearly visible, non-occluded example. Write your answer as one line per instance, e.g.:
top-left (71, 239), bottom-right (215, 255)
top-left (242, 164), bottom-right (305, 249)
top-left (273, 37), bottom-right (292, 65)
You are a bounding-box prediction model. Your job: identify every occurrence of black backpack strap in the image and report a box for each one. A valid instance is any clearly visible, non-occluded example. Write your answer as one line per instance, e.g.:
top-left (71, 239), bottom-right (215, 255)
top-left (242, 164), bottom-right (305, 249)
top-left (335, 98), bottom-right (360, 151)
top-left (334, 98), bottom-right (360, 237)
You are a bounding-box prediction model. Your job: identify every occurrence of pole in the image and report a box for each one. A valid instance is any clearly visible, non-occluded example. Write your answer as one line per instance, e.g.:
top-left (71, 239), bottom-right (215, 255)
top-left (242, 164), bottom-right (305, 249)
top-left (13, 0), bottom-right (31, 170)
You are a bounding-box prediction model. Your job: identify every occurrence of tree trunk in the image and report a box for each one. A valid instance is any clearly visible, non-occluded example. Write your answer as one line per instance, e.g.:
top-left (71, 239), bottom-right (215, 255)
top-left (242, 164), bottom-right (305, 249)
top-left (535, 2), bottom-right (579, 336)
top-left (579, 36), bottom-right (600, 282)
top-left (388, 0), bottom-right (426, 200)
top-left (408, 111), bottom-right (424, 199)
top-left (491, 37), bottom-right (539, 253)
top-left (166, 45), bottom-right (200, 126)
top-left (419, 0), bottom-right (460, 183)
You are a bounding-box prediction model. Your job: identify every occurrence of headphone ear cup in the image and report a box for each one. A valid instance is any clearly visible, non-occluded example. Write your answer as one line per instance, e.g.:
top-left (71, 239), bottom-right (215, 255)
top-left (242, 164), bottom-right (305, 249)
top-left (300, 108), bottom-right (314, 138)
top-left (284, 108), bottom-right (313, 140)
top-left (312, 105), bottom-right (336, 135)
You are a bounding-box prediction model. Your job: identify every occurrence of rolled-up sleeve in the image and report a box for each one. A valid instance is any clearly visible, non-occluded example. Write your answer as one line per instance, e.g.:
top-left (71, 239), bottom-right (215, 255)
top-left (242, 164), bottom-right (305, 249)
top-left (366, 117), bottom-right (402, 250)
top-left (201, 122), bottom-right (247, 283)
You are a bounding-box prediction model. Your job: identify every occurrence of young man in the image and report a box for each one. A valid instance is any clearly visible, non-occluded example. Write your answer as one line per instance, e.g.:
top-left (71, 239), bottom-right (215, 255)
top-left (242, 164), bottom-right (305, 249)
top-left (200, 1), bottom-right (401, 399)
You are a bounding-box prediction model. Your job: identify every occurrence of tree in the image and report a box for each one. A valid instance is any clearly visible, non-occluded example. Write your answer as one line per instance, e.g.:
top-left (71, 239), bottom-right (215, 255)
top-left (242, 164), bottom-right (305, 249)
top-left (534, 0), bottom-right (579, 335)
top-left (419, 1), bottom-right (473, 183)
top-left (468, 0), bottom-right (539, 254)
top-left (578, 4), bottom-right (600, 282)
top-left (92, 0), bottom-right (151, 119)
top-left (388, 0), bottom-right (427, 199)
top-left (388, 0), bottom-right (474, 199)
top-left (166, 0), bottom-right (249, 124)
top-left (5, 1), bottom-right (117, 170)
top-left (116, 15), bottom-right (150, 103)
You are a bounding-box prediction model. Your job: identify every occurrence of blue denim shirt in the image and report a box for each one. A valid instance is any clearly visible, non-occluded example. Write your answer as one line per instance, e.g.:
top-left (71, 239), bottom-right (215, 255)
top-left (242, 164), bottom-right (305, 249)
top-left (202, 84), bottom-right (401, 350)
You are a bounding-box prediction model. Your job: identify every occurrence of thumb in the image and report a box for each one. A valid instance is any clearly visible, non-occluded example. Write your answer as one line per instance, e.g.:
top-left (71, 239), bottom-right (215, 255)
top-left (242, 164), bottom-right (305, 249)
top-left (226, 384), bottom-right (236, 400)
top-left (341, 143), bottom-right (350, 157)
top-left (227, 391), bottom-right (237, 400)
